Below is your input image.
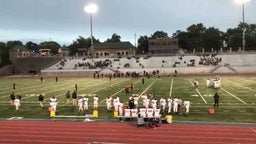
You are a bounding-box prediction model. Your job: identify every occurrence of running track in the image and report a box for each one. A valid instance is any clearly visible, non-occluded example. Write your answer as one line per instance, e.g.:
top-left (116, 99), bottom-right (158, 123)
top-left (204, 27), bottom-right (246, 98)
top-left (0, 121), bottom-right (256, 144)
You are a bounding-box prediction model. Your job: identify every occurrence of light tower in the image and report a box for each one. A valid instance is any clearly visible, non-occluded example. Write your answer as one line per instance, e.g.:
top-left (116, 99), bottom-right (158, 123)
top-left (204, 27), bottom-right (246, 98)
top-left (84, 3), bottom-right (98, 57)
top-left (234, 0), bottom-right (251, 51)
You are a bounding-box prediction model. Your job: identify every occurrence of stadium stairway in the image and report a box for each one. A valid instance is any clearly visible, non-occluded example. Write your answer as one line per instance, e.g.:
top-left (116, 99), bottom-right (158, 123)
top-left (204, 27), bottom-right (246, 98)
top-left (210, 65), bottom-right (222, 73)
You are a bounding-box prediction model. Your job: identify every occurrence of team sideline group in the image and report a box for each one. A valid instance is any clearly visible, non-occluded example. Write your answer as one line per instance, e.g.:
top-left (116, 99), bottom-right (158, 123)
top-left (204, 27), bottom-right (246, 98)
top-left (10, 90), bottom-right (191, 117)
top-left (9, 77), bottom-right (191, 117)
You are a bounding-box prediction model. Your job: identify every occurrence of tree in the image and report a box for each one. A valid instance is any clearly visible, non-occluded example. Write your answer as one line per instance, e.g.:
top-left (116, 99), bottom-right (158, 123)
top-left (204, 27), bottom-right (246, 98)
top-left (201, 27), bottom-right (222, 52)
top-left (106, 33), bottom-right (121, 42)
top-left (25, 41), bottom-right (39, 52)
top-left (150, 31), bottom-right (168, 39)
top-left (186, 23), bottom-right (206, 51)
top-left (0, 42), bottom-right (8, 66)
top-left (176, 31), bottom-right (190, 51)
top-left (137, 36), bottom-right (149, 54)
top-left (226, 22), bottom-right (256, 51)
top-left (39, 41), bottom-right (61, 55)
top-left (6, 40), bottom-right (23, 49)
top-left (68, 36), bottom-right (100, 56)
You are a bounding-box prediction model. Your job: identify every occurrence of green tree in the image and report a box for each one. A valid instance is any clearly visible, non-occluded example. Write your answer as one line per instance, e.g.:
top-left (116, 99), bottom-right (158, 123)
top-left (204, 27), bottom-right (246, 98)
top-left (226, 22), bottom-right (256, 51)
top-left (39, 41), bottom-right (61, 55)
top-left (106, 33), bottom-right (121, 42)
top-left (176, 31), bottom-right (190, 51)
top-left (68, 36), bottom-right (100, 56)
top-left (150, 31), bottom-right (168, 39)
top-left (25, 41), bottom-right (39, 52)
top-left (201, 27), bottom-right (222, 52)
top-left (186, 23), bottom-right (206, 51)
top-left (137, 35), bottom-right (149, 54)
top-left (0, 42), bottom-right (8, 66)
top-left (6, 40), bottom-right (23, 49)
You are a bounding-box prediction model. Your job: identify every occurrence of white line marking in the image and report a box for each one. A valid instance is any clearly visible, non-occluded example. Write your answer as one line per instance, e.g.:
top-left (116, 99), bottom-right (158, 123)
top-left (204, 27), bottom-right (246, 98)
top-left (169, 77), bottom-right (174, 97)
top-left (100, 79), bottom-right (141, 103)
top-left (221, 87), bottom-right (247, 104)
top-left (227, 79), bottom-right (256, 93)
top-left (189, 80), bottom-right (207, 104)
top-left (138, 79), bottom-right (158, 99)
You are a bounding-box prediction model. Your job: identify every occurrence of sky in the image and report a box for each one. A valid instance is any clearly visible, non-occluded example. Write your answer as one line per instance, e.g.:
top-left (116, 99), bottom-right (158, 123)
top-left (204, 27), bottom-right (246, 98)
top-left (0, 0), bottom-right (255, 46)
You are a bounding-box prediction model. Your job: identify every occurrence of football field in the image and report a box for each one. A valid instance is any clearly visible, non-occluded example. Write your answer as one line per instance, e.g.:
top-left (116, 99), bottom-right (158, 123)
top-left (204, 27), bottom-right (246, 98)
top-left (0, 75), bottom-right (255, 123)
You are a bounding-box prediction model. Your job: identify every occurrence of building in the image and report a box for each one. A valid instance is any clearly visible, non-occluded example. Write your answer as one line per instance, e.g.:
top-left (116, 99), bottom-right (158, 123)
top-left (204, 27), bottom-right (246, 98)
top-left (148, 37), bottom-right (178, 55)
top-left (90, 41), bottom-right (136, 57)
top-left (9, 46), bottom-right (32, 63)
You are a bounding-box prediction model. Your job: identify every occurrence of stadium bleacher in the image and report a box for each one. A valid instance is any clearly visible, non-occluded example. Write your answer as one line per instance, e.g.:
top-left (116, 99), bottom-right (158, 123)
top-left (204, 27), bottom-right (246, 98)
top-left (41, 53), bottom-right (256, 76)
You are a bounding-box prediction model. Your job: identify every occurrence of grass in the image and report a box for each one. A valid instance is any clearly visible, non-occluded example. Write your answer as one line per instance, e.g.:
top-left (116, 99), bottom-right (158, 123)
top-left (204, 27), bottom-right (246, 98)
top-left (0, 75), bottom-right (255, 123)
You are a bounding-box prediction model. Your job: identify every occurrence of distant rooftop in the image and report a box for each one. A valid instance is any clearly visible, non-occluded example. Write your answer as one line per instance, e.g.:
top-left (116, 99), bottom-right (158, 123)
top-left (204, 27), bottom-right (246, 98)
top-left (93, 41), bottom-right (135, 50)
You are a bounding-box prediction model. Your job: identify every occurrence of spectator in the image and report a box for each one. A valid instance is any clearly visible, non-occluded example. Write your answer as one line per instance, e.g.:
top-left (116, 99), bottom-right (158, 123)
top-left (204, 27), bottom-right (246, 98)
top-left (137, 114), bottom-right (146, 127)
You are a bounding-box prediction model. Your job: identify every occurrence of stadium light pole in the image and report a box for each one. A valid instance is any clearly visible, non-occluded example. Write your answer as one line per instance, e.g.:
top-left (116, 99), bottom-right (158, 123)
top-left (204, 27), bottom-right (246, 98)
top-left (234, 0), bottom-right (251, 52)
top-left (84, 3), bottom-right (98, 57)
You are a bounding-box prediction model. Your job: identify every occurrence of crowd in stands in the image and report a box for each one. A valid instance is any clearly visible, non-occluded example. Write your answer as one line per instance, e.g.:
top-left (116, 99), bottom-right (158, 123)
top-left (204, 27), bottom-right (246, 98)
top-left (198, 54), bottom-right (222, 66)
top-left (173, 55), bottom-right (196, 67)
top-left (75, 59), bottom-right (112, 69)
top-left (50, 53), bottom-right (226, 71)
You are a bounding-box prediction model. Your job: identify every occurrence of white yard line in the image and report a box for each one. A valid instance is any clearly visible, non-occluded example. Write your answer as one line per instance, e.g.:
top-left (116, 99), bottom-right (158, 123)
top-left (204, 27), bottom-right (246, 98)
top-left (100, 79), bottom-right (141, 103)
top-left (90, 79), bottom-right (128, 94)
top-left (189, 80), bottom-right (207, 104)
top-left (138, 79), bottom-right (158, 99)
top-left (169, 77), bottom-right (174, 97)
top-left (44, 81), bottom-right (110, 101)
top-left (239, 78), bottom-right (256, 84)
top-left (227, 79), bottom-right (256, 93)
top-left (221, 87), bottom-right (247, 104)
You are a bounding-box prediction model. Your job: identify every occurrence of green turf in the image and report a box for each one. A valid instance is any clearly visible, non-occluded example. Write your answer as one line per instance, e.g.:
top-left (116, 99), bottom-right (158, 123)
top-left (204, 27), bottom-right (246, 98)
top-left (0, 76), bottom-right (255, 123)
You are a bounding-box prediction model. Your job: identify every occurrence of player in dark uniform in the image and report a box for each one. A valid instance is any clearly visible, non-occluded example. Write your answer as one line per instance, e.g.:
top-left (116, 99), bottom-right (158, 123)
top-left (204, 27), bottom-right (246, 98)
top-left (38, 94), bottom-right (44, 107)
top-left (10, 92), bottom-right (15, 105)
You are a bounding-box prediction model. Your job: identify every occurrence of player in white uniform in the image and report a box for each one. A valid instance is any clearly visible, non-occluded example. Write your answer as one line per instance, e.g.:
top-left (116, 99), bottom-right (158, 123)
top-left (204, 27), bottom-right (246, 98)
top-left (173, 97), bottom-right (179, 113)
top-left (160, 98), bottom-right (166, 112)
top-left (206, 78), bottom-right (211, 88)
top-left (194, 79), bottom-right (199, 88)
top-left (50, 96), bottom-right (57, 111)
top-left (77, 97), bottom-right (84, 112)
top-left (133, 97), bottom-right (139, 108)
top-left (14, 96), bottom-right (21, 112)
top-left (141, 95), bottom-right (147, 108)
top-left (106, 96), bottom-right (112, 112)
top-left (113, 96), bottom-right (120, 111)
top-left (167, 97), bottom-right (173, 113)
top-left (183, 100), bottom-right (191, 114)
top-left (178, 97), bottom-right (183, 113)
top-left (151, 98), bottom-right (157, 111)
top-left (83, 96), bottom-right (89, 111)
top-left (145, 97), bottom-right (150, 108)
top-left (118, 101), bottom-right (124, 116)
top-left (93, 95), bottom-right (99, 109)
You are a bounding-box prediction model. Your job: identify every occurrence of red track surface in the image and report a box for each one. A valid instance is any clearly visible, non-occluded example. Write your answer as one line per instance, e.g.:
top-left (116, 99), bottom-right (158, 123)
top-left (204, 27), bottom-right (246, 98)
top-left (0, 121), bottom-right (256, 144)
